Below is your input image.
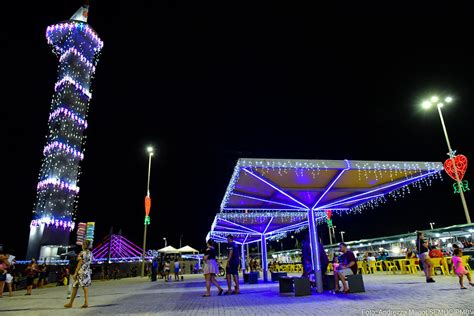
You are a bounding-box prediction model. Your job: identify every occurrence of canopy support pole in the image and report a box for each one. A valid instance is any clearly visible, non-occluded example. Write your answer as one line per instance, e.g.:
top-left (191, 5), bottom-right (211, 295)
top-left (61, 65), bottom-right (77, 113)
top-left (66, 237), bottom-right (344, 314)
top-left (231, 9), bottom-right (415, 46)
top-left (261, 234), bottom-right (268, 282)
top-left (241, 243), bottom-right (246, 273)
top-left (308, 209), bottom-right (323, 293)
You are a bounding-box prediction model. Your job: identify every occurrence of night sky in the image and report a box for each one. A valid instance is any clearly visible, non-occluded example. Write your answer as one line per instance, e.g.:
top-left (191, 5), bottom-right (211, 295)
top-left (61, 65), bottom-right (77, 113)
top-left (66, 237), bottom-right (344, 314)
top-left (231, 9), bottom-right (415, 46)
top-left (2, 1), bottom-right (473, 256)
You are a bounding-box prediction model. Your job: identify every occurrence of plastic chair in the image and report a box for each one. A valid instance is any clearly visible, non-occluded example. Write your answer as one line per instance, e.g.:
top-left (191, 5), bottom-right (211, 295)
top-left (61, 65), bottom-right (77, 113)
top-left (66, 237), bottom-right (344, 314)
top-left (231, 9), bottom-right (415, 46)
top-left (368, 261), bottom-right (376, 274)
top-left (327, 263), bottom-right (333, 273)
top-left (401, 260), bottom-right (415, 274)
top-left (410, 259), bottom-right (422, 272)
top-left (384, 261), bottom-right (398, 274)
top-left (430, 258), bottom-right (447, 276)
top-left (462, 256), bottom-right (472, 272)
top-left (357, 261), bottom-right (367, 274)
top-left (375, 261), bottom-right (384, 272)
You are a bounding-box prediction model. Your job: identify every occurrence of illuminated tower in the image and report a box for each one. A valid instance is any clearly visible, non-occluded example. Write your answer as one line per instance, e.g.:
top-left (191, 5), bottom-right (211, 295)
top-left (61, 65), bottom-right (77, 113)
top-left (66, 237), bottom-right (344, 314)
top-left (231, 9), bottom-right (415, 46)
top-left (26, 3), bottom-right (103, 259)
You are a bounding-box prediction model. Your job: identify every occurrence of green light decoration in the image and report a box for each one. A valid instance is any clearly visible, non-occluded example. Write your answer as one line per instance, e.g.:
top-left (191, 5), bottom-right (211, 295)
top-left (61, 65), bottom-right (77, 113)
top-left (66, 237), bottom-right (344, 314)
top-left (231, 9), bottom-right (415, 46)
top-left (453, 180), bottom-right (470, 194)
top-left (327, 219), bottom-right (333, 227)
top-left (144, 216), bottom-right (150, 225)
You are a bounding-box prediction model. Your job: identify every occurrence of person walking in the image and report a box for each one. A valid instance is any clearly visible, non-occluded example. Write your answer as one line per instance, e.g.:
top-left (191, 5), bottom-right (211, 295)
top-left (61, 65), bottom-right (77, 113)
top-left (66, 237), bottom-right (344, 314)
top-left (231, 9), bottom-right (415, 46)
top-left (24, 258), bottom-right (38, 295)
top-left (202, 239), bottom-right (223, 297)
top-left (174, 258), bottom-right (180, 281)
top-left (64, 240), bottom-right (93, 308)
top-left (452, 248), bottom-right (474, 289)
top-left (224, 235), bottom-right (240, 295)
top-left (416, 231), bottom-right (435, 283)
top-left (164, 260), bottom-right (171, 281)
top-left (37, 264), bottom-right (47, 288)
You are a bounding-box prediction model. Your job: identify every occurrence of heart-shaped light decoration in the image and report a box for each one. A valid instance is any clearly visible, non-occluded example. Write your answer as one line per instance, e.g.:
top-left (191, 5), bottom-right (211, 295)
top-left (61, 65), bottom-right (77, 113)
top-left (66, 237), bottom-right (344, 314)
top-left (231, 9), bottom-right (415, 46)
top-left (444, 154), bottom-right (468, 181)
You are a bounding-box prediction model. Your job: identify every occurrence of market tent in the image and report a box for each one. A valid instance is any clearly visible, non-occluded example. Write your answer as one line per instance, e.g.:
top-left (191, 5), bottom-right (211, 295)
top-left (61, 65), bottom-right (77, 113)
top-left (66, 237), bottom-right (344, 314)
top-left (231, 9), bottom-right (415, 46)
top-left (214, 158), bottom-right (443, 288)
top-left (178, 245), bottom-right (199, 254)
top-left (158, 245), bottom-right (179, 254)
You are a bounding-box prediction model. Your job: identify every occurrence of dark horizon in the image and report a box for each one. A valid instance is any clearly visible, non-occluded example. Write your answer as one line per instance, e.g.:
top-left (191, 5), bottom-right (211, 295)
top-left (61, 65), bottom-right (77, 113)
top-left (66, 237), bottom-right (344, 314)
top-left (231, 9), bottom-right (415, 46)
top-left (2, 1), bottom-right (473, 257)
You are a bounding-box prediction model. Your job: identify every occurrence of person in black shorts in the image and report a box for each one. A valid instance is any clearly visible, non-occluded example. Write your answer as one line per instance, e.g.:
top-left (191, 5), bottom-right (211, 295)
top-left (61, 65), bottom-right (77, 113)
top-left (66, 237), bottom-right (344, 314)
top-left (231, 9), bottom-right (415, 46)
top-left (224, 235), bottom-right (240, 295)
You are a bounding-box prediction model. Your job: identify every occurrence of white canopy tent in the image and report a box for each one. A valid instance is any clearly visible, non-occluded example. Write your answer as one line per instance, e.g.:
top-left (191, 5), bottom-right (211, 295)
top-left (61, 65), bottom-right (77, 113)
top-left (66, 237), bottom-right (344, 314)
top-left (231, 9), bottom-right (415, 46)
top-left (178, 245), bottom-right (199, 254)
top-left (157, 245), bottom-right (179, 254)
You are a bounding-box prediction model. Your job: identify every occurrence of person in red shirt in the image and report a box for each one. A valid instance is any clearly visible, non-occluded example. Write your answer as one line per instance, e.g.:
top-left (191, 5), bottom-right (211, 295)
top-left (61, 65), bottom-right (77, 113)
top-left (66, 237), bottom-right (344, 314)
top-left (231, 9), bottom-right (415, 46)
top-left (429, 245), bottom-right (443, 258)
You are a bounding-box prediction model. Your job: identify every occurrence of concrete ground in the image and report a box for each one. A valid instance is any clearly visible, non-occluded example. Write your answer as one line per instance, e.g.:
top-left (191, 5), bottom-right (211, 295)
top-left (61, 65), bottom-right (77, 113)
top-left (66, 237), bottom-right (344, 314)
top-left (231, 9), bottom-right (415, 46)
top-left (0, 273), bottom-right (473, 315)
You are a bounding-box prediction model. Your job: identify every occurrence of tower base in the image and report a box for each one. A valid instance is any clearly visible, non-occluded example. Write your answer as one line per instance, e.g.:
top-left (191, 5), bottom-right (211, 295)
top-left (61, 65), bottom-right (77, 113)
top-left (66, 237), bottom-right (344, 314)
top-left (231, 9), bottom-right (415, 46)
top-left (26, 225), bottom-right (70, 260)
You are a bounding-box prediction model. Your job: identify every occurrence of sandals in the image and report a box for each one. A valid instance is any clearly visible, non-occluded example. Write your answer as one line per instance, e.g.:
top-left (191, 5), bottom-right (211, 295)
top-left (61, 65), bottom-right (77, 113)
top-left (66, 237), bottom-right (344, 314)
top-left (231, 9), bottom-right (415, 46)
top-left (202, 294), bottom-right (211, 297)
top-left (81, 304), bottom-right (88, 308)
top-left (64, 304), bottom-right (73, 308)
top-left (218, 289), bottom-right (223, 296)
top-left (460, 287), bottom-right (467, 290)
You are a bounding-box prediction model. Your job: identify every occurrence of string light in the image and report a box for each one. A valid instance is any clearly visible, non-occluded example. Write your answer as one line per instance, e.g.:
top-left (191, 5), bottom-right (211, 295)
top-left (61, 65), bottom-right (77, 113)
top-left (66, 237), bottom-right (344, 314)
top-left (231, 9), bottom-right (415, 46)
top-left (49, 107), bottom-right (88, 128)
top-left (43, 141), bottom-right (84, 160)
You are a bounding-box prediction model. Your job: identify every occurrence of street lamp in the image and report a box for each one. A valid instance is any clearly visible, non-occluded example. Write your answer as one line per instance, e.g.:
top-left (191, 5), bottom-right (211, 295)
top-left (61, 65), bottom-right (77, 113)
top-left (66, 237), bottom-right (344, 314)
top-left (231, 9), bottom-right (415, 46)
top-left (141, 146), bottom-right (154, 277)
top-left (180, 234), bottom-right (183, 248)
top-left (429, 222), bottom-right (435, 230)
top-left (340, 231), bottom-right (345, 242)
top-left (163, 237), bottom-right (167, 247)
top-left (421, 96), bottom-right (471, 223)
top-left (332, 226), bottom-right (337, 243)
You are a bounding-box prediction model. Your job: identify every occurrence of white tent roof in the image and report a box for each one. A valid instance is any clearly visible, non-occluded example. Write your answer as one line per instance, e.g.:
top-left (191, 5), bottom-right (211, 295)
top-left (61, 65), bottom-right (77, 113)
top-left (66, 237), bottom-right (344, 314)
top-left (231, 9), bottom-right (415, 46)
top-left (157, 245), bottom-right (179, 254)
top-left (178, 245), bottom-right (199, 254)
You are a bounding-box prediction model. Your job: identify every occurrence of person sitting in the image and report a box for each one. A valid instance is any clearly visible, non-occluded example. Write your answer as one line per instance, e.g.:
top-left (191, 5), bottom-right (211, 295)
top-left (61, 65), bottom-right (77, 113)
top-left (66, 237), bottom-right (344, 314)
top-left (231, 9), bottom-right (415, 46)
top-left (406, 249), bottom-right (417, 259)
top-left (429, 245), bottom-right (444, 258)
top-left (334, 243), bottom-right (357, 294)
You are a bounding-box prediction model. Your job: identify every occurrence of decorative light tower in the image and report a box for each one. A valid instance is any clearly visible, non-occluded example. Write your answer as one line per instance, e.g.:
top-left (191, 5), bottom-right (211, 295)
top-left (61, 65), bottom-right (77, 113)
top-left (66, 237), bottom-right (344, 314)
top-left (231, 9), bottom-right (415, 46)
top-left (26, 2), bottom-right (103, 259)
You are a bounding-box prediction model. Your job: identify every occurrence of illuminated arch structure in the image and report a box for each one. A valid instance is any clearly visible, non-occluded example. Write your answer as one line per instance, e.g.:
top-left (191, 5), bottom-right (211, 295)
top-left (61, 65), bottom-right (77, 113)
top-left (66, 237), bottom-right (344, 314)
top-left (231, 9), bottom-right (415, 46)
top-left (211, 158), bottom-right (443, 289)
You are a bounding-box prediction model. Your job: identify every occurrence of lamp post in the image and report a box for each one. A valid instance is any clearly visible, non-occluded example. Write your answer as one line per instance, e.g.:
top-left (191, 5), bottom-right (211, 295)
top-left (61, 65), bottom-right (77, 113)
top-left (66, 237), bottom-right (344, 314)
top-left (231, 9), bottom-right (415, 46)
top-left (141, 146), bottom-right (154, 277)
top-left (429, 222), bottom-right (435, 230)
top-left (163, 237), bottom-right (167, 247)
top-left (422, 96), bottom-right (471, 223)
top-left (340, 231), bottom-right (345, 242)
top-left (332, 226), bottom-right (337, 243)
top-left (180, 234), bottom-right (183, 248)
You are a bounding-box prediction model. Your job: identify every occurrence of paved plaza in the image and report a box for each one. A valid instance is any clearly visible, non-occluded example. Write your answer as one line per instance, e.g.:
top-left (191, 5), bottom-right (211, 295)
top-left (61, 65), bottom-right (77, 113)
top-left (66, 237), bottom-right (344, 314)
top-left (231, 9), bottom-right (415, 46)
top-left (1, 273), bottom-right (473, 315)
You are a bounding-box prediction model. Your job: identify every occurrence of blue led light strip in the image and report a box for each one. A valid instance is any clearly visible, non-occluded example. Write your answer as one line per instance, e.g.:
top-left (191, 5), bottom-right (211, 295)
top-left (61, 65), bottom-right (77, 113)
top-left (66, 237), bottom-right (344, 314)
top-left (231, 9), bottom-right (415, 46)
top-left (242, 168), bottom-right (309, 209)
top-left (311, 159), bottom-right (350, 210)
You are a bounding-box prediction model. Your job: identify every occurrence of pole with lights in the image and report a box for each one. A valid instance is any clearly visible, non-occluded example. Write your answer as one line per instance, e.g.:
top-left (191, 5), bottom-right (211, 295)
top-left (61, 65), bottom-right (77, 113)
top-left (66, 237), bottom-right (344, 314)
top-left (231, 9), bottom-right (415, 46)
top-left (340, 231), bottom-right (345, 242)
top-left (141, 146), bottom-right (154, 277)
top-left (421, 96), bottom-right (471, 223)
top-left (429, 222), bottom-right (435, 230)
top-left (163, 237), bottom-right (167, 247)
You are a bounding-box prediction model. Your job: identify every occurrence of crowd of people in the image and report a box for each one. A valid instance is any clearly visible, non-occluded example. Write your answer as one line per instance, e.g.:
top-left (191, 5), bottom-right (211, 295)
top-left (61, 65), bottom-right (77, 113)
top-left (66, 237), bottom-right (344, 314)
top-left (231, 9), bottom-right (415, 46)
top-left (0, 241), bottom-right (93, 308)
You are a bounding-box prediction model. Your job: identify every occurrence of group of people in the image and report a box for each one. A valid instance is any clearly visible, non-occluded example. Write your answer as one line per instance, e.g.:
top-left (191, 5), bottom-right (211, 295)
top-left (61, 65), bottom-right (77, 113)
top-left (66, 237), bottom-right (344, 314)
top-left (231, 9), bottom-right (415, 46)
top-left (151, 257), bottom-right (183, 282)
top-left (0, 240), bottom-right (93, 307)
top-left (416, 231), bottom-right (473, 289)
top-left (0, 253), bottom-right (14, 297)
top-left (202, 234), bottom-right (240, 297)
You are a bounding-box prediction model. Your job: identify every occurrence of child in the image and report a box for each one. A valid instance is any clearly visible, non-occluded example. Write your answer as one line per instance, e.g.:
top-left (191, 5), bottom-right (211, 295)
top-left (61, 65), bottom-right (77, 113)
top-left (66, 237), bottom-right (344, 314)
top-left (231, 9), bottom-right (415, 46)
top-left (452, 249), bottom-right (474, 289)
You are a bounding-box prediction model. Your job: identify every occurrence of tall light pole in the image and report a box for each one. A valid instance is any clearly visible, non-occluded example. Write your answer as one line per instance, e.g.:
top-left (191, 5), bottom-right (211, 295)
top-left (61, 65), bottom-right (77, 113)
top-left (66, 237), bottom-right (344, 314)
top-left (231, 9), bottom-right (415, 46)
top-left (429, 222), bottom-right (435, 230)
top-left (340, 231), bottom-right (345, 242)
top-left (141, 146), bottom-right (154, 277)
top-left (422, 96), bottom-right (471, 223)
top-left (179, 234), bottom-right (183, 248)
top-left (163, 237), bottom-right (167, 247)
top-left (332, 226), bottom-right (337, 243)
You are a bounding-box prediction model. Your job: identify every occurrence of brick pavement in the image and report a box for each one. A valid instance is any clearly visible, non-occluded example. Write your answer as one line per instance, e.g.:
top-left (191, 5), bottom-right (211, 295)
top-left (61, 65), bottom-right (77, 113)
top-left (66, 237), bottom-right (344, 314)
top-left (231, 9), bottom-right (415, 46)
top-left (0, 273), bottom-right (473, 315)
